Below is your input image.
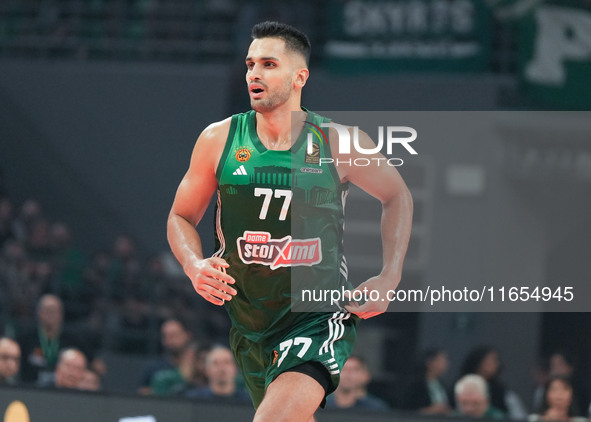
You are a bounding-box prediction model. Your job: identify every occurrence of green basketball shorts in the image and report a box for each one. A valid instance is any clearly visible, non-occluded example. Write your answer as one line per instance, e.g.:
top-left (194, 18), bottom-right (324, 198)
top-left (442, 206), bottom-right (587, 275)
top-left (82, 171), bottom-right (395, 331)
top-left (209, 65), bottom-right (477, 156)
top-left (230, 311), bottom-right (358, 408)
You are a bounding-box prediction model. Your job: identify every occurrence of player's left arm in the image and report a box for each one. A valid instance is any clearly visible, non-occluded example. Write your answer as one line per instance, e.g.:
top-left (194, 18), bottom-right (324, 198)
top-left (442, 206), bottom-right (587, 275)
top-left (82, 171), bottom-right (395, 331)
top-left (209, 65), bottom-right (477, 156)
top-left (337, 128), bottom-right (414, 319)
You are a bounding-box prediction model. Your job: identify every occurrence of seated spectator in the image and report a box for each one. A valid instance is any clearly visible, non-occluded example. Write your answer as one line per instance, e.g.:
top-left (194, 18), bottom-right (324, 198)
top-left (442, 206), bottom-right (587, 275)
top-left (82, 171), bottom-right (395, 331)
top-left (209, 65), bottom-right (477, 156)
top-left (81, 250), bottom-right (111, 330)
top-left (50, 222), bottom-right (87, 319)
top-left (0, 337), bottom-right (21, 385)
top-left (40, 348), bottom-right (87, 390)
top-left (325, 355), bottom-right (389, 411)
top-left (1, 239), bottom-right (47, 322)
top-left (13, 199), bottom-right (44, 244)
top-left (405, 347), bottom-right (452, 415)
top-left (529, 375), bottom-right (588, 422)
top-left (138, 318), bottom-right (193, 395)
top-left (532, 355), bottom-right (551, 417)
top-left (548, 352), bottom-right (587, 416)
top-left (455, 374), bottom-right (505, 419)
top-left (459, 345), bottom-right (526, 419)
top-left (185, 345), bottom-right (249, 403)
top-left (18, 294), bottom-right (67, 384)
top-left (108, 235), bottom-right (141, 303)
top-left (18, 294), bottom-right (96, 384)
top-left (150, 342), bottom-right (206, 396)
top-left (531, 351), bottom-right (587, 417)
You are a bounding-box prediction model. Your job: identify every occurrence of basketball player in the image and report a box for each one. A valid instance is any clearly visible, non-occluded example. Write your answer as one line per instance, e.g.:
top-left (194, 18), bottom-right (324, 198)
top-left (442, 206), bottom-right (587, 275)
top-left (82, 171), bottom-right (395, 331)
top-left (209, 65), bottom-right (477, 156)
top-left (167, 21), bottom-right (412, 421)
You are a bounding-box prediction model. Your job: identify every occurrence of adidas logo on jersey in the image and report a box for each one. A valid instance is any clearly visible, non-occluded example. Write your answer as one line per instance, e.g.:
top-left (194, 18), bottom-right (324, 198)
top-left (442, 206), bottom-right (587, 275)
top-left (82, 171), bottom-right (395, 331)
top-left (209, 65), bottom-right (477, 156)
top-left (233, 165), bottom-right (248, 176)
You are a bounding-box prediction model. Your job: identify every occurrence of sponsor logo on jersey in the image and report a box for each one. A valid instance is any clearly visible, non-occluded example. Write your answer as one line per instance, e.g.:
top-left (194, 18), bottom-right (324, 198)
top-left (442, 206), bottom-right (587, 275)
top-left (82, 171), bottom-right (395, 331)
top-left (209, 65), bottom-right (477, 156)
top-left (233, 165), bottom-right (248, 176)
top-left (304, 142), bottom-right (320, 164)
top-left (235, 146), bottom-right (253, 162)
top-left (237, 231), bottom-right (322, 270)
top-left (300, 167), bottom-right (323, 174)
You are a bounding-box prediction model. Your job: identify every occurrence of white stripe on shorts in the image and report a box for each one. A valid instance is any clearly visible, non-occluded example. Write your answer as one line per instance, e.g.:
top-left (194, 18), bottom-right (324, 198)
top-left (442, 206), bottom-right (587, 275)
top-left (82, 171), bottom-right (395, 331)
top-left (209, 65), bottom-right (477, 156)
top-left (319, 311), bottom-right (350, 357)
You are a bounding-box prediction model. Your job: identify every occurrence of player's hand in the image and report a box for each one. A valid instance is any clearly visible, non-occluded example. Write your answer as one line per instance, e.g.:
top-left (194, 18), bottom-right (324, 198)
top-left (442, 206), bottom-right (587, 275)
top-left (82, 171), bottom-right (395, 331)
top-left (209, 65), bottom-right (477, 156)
top-left (184, 257), bottom-right (236, 306)
top-left (344, 275), bottom-right (397, 319)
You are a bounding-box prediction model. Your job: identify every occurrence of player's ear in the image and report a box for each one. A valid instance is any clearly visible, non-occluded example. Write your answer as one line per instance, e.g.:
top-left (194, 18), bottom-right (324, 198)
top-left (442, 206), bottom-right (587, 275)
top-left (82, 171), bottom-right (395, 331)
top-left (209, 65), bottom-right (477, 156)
top-left (294, 67), bottom-right (309, 89)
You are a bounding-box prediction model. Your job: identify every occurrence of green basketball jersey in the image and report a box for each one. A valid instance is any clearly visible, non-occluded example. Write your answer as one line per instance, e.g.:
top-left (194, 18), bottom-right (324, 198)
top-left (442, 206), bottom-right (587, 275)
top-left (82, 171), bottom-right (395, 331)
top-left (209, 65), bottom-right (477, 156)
top-left (214, 108), bottom-right (350, 343)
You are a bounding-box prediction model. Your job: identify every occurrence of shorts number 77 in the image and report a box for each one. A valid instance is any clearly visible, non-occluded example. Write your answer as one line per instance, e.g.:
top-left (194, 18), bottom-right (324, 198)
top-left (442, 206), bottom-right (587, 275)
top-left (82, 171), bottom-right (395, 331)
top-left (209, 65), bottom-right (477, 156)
top-left (277, 337), bottom-right (312, 367)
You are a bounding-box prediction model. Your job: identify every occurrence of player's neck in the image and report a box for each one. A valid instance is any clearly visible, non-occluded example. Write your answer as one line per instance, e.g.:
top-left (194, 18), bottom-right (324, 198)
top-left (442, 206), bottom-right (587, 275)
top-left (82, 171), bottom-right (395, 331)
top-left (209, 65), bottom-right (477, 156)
top-left (255, 103), bottom-right (306, 150)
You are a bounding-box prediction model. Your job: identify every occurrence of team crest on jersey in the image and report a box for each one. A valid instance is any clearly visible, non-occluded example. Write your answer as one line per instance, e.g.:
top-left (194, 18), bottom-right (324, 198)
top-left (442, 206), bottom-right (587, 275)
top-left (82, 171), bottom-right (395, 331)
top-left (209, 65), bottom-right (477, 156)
top-left (237, 231), bottom-right (322, 270)
top-left (305, 142), bottom-right (320, 164)
top-left (235, 146), bottom-right (253, 162)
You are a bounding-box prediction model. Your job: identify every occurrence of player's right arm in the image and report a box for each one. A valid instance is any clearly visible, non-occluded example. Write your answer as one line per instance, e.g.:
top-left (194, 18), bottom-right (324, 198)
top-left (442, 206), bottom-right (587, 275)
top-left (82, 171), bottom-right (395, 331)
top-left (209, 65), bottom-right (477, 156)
top-left (167, 118), bottom-right (237, 306)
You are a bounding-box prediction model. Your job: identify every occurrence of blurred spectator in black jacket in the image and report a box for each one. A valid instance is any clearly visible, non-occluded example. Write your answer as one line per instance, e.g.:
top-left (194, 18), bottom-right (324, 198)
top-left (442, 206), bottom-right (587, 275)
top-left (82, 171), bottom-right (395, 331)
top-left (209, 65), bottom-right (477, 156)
top-left (82, 250), bottom-right (112, 331)
top-left (184, 345), bottom-right (248, 402)
top-left (1, 240), bottom-right (39, 323)
top-left (13, 199), bottom-right (44, 245)
top-left (17, 294), bottom-right (97, 384)
top-left (405, 347), bottom-right (452, 415)
top-left (152, 341), bottom-right (207, 396)
top-left (325, 355), bottom-right (389, 411)
top-left (532, 351), bottom-right (588, 417)
top-left (108, 235), bottom-right (141, 303)
top-left (138, 318), bottom-right (193, 395)
top-left (459, 345), bottom-right (527, 419)
top-left (50, 222), bottom-right (86, 315)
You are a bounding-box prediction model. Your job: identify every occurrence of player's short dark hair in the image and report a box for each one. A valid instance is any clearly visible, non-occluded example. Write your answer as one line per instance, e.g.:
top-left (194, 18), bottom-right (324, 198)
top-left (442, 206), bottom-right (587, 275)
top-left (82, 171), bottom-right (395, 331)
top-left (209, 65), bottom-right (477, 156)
top-left (251, 21), bottom-right (311, 65)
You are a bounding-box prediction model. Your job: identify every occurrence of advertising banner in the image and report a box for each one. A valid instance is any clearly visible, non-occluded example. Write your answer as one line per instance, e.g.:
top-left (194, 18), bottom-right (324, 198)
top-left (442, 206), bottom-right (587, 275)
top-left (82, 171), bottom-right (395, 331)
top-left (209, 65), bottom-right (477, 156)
top-left (324, 0), bottom-right (493, 72)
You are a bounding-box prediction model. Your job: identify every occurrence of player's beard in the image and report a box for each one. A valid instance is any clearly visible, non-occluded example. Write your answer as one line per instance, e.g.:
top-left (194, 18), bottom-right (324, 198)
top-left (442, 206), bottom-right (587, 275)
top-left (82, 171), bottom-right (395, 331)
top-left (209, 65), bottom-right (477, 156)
top-left (250, 77), bottom-right (292, 113)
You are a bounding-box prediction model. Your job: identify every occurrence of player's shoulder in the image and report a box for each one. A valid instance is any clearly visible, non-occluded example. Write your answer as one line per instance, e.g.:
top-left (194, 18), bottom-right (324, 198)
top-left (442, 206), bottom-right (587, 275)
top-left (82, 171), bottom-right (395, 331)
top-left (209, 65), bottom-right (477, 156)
top-left (198, 116), bottom-right (233, 145)
top-left (198, 110), bottom-right (255, 145)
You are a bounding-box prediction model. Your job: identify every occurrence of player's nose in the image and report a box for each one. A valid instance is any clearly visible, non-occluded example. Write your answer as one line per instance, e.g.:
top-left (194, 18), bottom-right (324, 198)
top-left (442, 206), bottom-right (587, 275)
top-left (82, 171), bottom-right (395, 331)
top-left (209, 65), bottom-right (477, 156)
top-left (248, 64), bottom-right (262, 80)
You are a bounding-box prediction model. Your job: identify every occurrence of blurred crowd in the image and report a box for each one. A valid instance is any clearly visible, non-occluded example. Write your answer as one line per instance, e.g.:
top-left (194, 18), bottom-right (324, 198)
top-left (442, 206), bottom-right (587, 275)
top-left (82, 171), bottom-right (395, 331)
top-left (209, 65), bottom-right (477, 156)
top-left (0, 184), bottom-right (229, 351)
top-left (0, 0), bottom-right (322, 64)
top-left (0, 169), bottom-right (229, 384)
top-left (2, 311), bottom-right (591, 422)
top-left (1, 171), bottom-right (591, 422)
